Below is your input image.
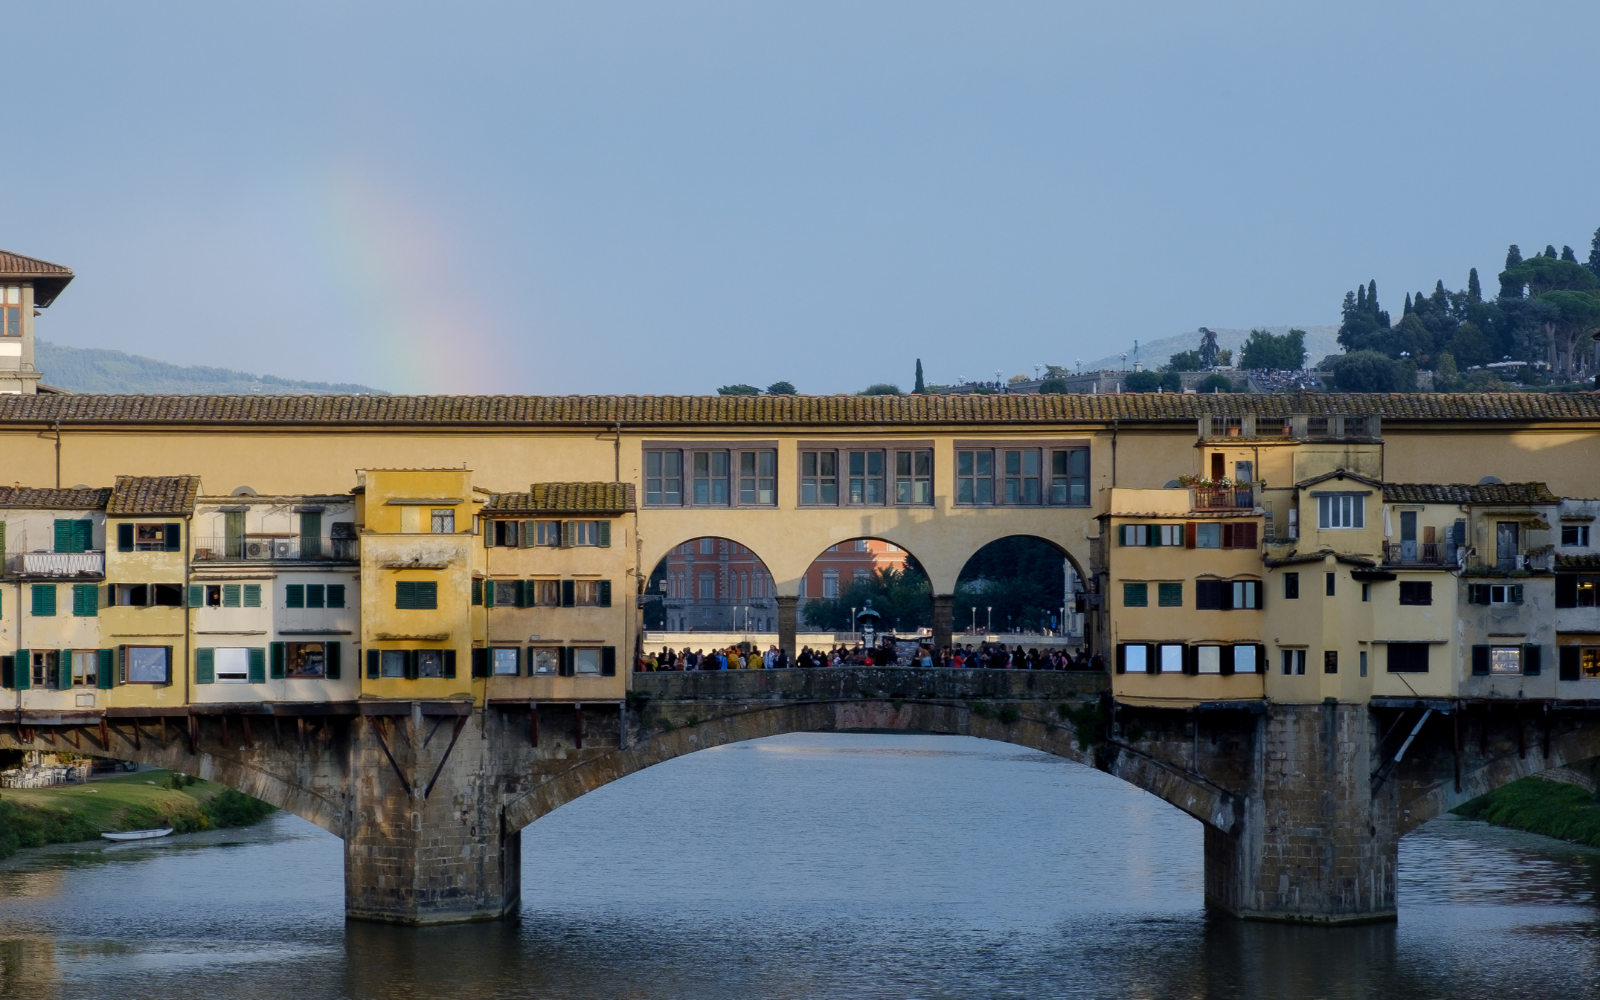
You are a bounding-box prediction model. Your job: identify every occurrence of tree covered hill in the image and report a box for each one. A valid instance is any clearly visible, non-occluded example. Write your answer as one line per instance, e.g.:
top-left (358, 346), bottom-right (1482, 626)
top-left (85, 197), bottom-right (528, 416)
top-left (1082, 326), bottom-right (1340, 374)
top-left (36, 340), bottom-right (386, 395)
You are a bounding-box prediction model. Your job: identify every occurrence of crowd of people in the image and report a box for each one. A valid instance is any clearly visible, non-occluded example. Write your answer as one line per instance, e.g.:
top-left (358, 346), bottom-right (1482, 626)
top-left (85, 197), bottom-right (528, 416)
top-left (637, 642), bottom-right (1103, 671)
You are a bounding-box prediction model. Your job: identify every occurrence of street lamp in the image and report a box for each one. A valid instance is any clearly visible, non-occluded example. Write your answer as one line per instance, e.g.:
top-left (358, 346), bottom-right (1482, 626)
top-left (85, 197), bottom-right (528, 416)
top-left (851, 606), bottom-right (857, 643)
top-left (987, 606), bottom-right (993, 634)
top-left (971, 607), bottom-right (976, 634)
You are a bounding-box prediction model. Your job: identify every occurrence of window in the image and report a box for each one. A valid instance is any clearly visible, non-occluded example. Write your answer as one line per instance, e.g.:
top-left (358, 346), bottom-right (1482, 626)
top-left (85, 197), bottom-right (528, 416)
top-left (1196, 579), bottom-right (1260, 610)
top-left (956, 450), bottom-right (993, 504)
top-left (285, 642), bottom-right (327, 678)
top-left (1324, 650), bottom-right (1338, 674)
top-left (823, 571), bottom-right (839, 599)
top-left (431, 509), bottom-right (455, 533)
top-left (214, 647), bottom-right (252, 683)
top-left (1317, 495), bottom-right (1365, 529)
top-left (530, 648), bottom-right (560, 675)
top-left (286, 585), bottom-right (303, 608)
top-left (699, 573), bottom-right (716, 601)
top-left (1051, 449), bottom-right (1089, 506)
top-left (1196, 646), bottom-right (1222, 674)
top-left (493, 521), bottom-right (520, 547)
top-left (1326, 572), bottom-right (1336, 597)
top-left (1398, 581), bottom-right (1432, 605)
top-left (1002, 449), bottom-right (1041, 504)
top-left (1559, 646), bottom-right (1600, 681)
top-left (1281, 649), bottom-right (1307, 675)
top-left (1118, 524), bottom-right (1184, 546)
top-left (492, 647), bottom-right (521, 676)
top-left (895, 450), bottom-right (933, 505)
top-left (31, 584), bottom-right (56, 617)
top-left (53, 519), bottom-right (93, 554)
top-left (1489, 647), bottom-right (1521, 675)
top-left (1468, 584), bottom-right (1524, 605)
top-left (693, 451), bottom-right (730, 505)
top-left (1157, 582), bottom-right (1183, 607)
top-left (701, 537), bottom-right (717, 555)
top-left (1360, 651), bottom-right (1368, 677)
top-left (1158, 644), bottom-right (1185, 673)
top-left (1284, 572), bottom-right (1299, 599)
top-left (530, 579), bottom-right (562, 606)
top-left (125, 646), bottom-right (171, 684)
top-left (574, 648), bottom-right (602, 675)
top-left (1563, 525), bottom-right (1591, 547)
top-left (569, 520), bottom-right (610, 546)
top-left (1235, 645), bottom-right (1258, 673)
top-left (1195, 523), bottom-right (1221, 548)
top-left (417, 650), bottom-right (445, 678)
top-left (646, 450), bottom-right (684, 505)
top-left (395, 581), bottom-right (438, 610)
top-left (1220, 523), bottom-right (1258, 549)
top-left (738, 450), bottom-right (777, 505)
top-left (529, 521), bottom-right (559, 546)
top-left (380, 650), bottom-right (408, 678)
top-left (1556, 575), bottom-right (1600, 608)
top-left (1121, 644), bottom-right (1148, 674)
top-left (325, 585), bottom-right (343, 609)
top-left (71, 650), bottom-right (98, 687)
top-left (1210, 416), bottom-right (1243, 437)
top-left (572, 580), bottom-right (611, 607)
top-left (305, 585), bottom-right (326, 609)
top-left (493, 580), bottom-right (522, 607)
top-left (1123, 582), bottom-right (1148, 607)
top-left (800, 451), bottom-right (838, 505)
top-left (135, 523), bottom-right (176, 551)
top-left (0, 285), bottom-right (20, 336)
top-left (847, 450), bottom-right (885, 504)
top-left (72, 583), bottom-right (98, 617)
top-left (855, 539), bottom-right (869, 552)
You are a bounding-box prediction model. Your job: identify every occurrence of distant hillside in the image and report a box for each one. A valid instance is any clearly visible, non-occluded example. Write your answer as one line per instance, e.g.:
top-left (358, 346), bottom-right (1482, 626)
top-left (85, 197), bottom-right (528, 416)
top-left (35, 340), bottom-right (387, 395)
top-left (1081, 326), bottom-right (1341, 373)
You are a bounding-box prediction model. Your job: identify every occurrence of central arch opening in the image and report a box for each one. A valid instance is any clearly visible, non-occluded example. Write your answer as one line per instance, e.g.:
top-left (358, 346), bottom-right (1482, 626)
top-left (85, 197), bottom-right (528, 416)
top-left (644, 536), bottom-right (777, 635)
top-left (799, 537), bottom-right (931, 637)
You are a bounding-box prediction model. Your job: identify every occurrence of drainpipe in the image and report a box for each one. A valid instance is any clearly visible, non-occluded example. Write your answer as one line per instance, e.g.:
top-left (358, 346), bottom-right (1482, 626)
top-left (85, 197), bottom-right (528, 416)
top-left (1110, 419), bottom-right (1118, 489)
top-left (53, 420), bottom-right (61, 489)
top-left (183, 510), bottom-right (193, 707)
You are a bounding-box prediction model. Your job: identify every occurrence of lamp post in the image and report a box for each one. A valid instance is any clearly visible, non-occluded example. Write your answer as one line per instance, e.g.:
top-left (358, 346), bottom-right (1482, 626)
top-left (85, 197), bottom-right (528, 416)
top-left (987, 606), bottom-right (993, 635)
top-left (970, 607), bottom-right (976, 634)
top-left (851, 606), bottom-right (857, 644)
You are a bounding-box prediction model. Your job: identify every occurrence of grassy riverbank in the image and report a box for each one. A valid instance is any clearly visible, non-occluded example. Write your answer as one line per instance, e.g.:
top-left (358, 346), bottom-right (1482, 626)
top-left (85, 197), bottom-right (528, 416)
top-left (0, 770), bottom-right (275, 859)
top-left (1452, 777), bottom-right (1600, 847)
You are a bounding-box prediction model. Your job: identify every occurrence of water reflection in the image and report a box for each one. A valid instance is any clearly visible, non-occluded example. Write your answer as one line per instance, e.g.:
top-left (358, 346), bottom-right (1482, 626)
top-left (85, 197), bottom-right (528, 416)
top-left (1, 734), bottom-right (1599, 999)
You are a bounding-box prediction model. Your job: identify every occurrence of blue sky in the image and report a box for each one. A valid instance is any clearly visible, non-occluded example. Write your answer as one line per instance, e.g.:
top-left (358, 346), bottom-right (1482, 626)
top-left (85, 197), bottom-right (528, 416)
top-left (7, 2), bottom-right (1598, 394)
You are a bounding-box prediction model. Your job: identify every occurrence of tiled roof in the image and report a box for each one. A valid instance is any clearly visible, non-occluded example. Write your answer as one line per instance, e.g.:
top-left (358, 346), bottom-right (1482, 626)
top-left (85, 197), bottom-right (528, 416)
top-left (0, 392), bottom-right (1598, 427)
top-left (0, 250), bottom-right (74, 306)
top-left (1557, 554), bottom-right (1600, 569)
top-left (106, 475), bottom-right (201, 515)
top-left (0, 486), bottom-right (112, 509)
top-left (485, 482), bottom-right (636, 514)
top-left (1382, 482), bottom-right (1559, 505)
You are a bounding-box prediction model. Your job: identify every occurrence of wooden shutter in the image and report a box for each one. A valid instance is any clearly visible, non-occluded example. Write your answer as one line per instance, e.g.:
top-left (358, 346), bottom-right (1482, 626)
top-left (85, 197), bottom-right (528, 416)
top-left (514, 580), bottom-right (527, 608)
top-left (1183, 644), bottom-right (1198, 675)
top-left (196, 647), bottom-right (215, 684)
top-left (562, 520), bottom-right (575, 548)
top-left (366, 649), bottom-right (380, 679)
top-left (287, 585), bottom-right (305, 609)
top-left (404, 650), bottom-right (418, 680)
top-left (58, 651), bottom-right (72, 691)
top-left (13, 649), bottom-right (27, 690)
top-left (1560, 646), bottom-right (1581, 681)
top-left (98, 649), bottom-right (114, 689)
top-left (1115, 644), bottom-right (1126, 674)
top-left (472, 578), bottom-right (483, 606)
top-left (522, 521), bottom-right (536, 548)
top-left (1522, 644), bottom-right (1541, 676)
top-left (1, 655), bottom-right (11, 690)
top-left (326, 585), bottom-right (345, 609)
top-left (1238, 522), bottom-right (1257, 548)
top-left (1558, 575), bottom-right (1579, 607)
top-left (54, 519), bottom-right (73, 553)
top-left (1219, 645), bottom-right (1236, 676)
top-left (164, 524), bottom-right (180, 551)
top-left (269, 643), bottom-right (285, 679)
top-left (483, 580), bottom-right (495, 607)
top-left (246, 647), bottom-right (265, 683)
top-left (443, 649), bottom-right (457, 679)
top-left (472, 648), bottom-right (489, 678)
top-left (602, 646), bottom-right (616, 676)
top-left (1471, 645), bottom-right (1490, 675)
top-left (326, 641), bottom-right (340, 680)
top-left (1221, 523), bottom-right (1235, 548)
top-left (562, 580), bottom-right (576, 607)
top-left (598, 581), bottom-right (612, 608)
top-left (1185, 523), bottom-right (1197, 548)
top-left (560, 647), bottom-right (575, 677)
top-left (417, 582), bottom-right (437, 609)
top-left (117, 523), bottom-right (133, 551)
top-left (484, 522), bottom-right (495, 547)
top-left (188, 584), bottom-right (204, 608)
top-left (598, 521), bottom-right (611, 547)
top-left (1511, 585), bottom-right (1524, 605)
top-left (162, 647), bottom-right (173, 684)
top-left (32, 584), bottom-right (55, 617)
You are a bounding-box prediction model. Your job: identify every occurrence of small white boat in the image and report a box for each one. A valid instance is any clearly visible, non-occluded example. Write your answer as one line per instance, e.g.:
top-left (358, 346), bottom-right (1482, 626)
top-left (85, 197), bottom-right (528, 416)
top-left (100, 827), bottom-right (173, 842)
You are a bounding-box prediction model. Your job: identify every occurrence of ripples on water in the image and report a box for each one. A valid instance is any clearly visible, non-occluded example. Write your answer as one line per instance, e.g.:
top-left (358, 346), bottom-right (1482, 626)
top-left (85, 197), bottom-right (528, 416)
top-left (3, 733), bottom-right (1600, 999)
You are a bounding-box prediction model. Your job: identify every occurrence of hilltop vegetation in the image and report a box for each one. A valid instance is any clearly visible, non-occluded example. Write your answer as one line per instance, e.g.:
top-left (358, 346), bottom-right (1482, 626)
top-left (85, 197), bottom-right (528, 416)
top-left (37, 340), bottom-right (385, 395)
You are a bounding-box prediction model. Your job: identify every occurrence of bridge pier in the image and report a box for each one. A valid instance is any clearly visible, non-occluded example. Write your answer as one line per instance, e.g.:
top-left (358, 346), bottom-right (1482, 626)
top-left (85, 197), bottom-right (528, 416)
top-left (776, 595), bottom-right (799, 657)
top-left (344, 706), bottom-right (522, 925)
top-left (930, 594), bottom-right (953, 650)
top-left (1203, 702), bottom-right (1397, 924)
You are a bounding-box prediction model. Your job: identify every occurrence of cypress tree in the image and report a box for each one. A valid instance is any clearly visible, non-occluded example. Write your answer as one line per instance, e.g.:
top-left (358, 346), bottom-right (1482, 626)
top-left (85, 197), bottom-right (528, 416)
top-left (1357, 284), bottom-right (1368, 312)
top-left (1545, 244), bottom-right (1559, 259)
top-left (1588, 227), bottom-right (1600, 278)
top-left (1467, 267), bottom-right (1482, 303)
top-left (1561, 245), bottom-right (1578, 262)
top-left (1506, 245), bottom-right (1523, 268)
top-left (1403, 292), bottom-right (1412, 315)
top-left (914, 359), bottom-right (925, 394)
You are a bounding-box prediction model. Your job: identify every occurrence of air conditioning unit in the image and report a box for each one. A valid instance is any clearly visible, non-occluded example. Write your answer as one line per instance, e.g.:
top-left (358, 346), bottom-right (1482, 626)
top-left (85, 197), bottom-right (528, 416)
top-left (245, 540), bottom-right (271, 559)
top-left (274, 540), bottom-right (295, 559)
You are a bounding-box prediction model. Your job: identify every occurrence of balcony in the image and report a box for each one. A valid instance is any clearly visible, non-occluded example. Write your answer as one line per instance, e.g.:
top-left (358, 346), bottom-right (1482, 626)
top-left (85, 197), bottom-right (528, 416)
top-left (1382, 542), bottom-right (1451, 567)
top-left (1192, 487), bottom-right (1254, 510)
top-left (17, 551), bottom-right (105, 577)
top-left (193, 535), bottom-right (358, 563)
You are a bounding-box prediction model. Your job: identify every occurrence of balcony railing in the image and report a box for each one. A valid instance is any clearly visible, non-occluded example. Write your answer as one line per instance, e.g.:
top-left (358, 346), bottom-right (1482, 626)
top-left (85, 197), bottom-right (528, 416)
top-left (1382, 542), bottom-right (1450, 566)
top-left (1192, 487), bottom-right (1254, 510)
top-left (17, 551), bottom-right (105, 577)
top-left (193, 535), bottom-right (358, 563)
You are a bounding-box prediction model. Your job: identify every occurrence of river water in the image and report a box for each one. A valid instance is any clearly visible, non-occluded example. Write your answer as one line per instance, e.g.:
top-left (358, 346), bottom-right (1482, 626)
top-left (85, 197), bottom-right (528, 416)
top-left (3, 733), bottom-right (1599, 999)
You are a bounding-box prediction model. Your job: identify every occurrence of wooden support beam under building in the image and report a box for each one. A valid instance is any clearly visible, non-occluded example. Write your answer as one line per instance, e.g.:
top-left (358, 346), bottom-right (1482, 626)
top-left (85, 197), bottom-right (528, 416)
top-left (573, 702), bottom-right (584, 750)
top-left (530, 701), bottom-right (539, 748)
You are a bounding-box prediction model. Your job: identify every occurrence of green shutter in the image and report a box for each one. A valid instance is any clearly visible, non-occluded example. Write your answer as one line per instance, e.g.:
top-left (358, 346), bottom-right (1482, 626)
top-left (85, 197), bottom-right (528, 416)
top-left (598, 580), bottom-right (612, 608)
top-left (521, 521), bottom-right (536, 548)
top-left (286, 585), bottom-right (305, 609)
top-left (14, 649), bottom-right (27, 690)
top-left (484, 522), bottom-right (495, 547)
top-left (597, 520), bottom-right (611, 547)
top-left (2, 655), bottom-right (13, 690)
top-left (472, 578), bottom-right (483, 605)
top-left (248, 647), bottom-right (267, 683)
top-left (514, 580), bottom-right (528, 608)
top-left (562, 520), bottom-right (575, 548)
top-left (1471, 645), bottom-right (1490, 675)
top-left (59, 651), bottom-right (72, 691)
top-left (1523, 644), bottom-right (1541, 676)
top-left (417, 582), bottom-right (437, 609)
top-left (482, 580), bottom-right (495, 607)
top-left (98, 649), bottom-right (113, 689)
top-left (561, 580), bottom-right (575, 607)
top-left (196, 647), bottom-right (215, 684)
top-left (164, 524), bottom-right (180, 551)
top-left (443, 649), bottom-right (456, 679)
top-left (269, 643), bottom-right (284, 679)
top-left (74, 520), bottom-right (92, 553)
top-left (117, 523), bottom-right (133, 551)
top-left (78, 583), bottom-right (99, 617)
top-left (300, 512), bottom-right (322, 559)
top-left (54, 519), bottom-right (73, 553)
top-left (188, 584), bottom-right (204, 608)
top-left (366, 649), bottom-right (380, 679)
top-left (326, 584), bottom-right (345, 609)
top-left (31, 584), bottom-right (56, 617)
top-left (325, 641), bottom-right (340, 680)
top-left (601, 646), bottom-right (616, 676)
top-left (405, 650), bottom-right (418, 680)
top-left (223, 584), bottom-right (241, 607)
top-left (243, 584), bottom-right (261, 607)
top-left (0, 521), bottom-right (6, 565)
top-left (472, 648), bottom-right (489, 678)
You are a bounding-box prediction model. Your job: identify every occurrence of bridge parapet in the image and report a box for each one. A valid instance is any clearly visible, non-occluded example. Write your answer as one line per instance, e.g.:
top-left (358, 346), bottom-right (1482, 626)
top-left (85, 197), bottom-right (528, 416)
top-left (633, 667), bottom-right (1107, 704)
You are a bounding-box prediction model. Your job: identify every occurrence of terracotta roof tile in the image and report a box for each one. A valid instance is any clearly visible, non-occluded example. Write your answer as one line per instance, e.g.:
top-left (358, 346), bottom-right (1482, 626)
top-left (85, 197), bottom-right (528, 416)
top-left (106, 475), bottom-right (201, 516)
top-left (0, 392), bottom-right (1598, 427)
top-left (0, 250), bottom-right (74, 306)
top-left (484, 482), bottom-right (636, 514)
top-left (1382, 482), bottom-right (1559, 505)
top-left (0, 486), bottom-right (112, 509)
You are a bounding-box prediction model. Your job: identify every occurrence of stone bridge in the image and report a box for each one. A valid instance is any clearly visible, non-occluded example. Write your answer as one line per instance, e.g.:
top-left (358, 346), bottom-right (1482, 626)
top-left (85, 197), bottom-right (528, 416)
top-left (5, 671), bottom-right (1598, 926)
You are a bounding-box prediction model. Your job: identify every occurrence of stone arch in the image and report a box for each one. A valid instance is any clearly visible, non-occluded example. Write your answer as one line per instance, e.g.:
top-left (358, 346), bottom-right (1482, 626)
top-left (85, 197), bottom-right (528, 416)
top-left (951, 533), bottom-right (1087, 638)
top-left (793, 535), bottom-right (931, 633)
top-left (501, 689), bottom-right (1240, 837)
top-left (644, 534), bottom-right (781, 633)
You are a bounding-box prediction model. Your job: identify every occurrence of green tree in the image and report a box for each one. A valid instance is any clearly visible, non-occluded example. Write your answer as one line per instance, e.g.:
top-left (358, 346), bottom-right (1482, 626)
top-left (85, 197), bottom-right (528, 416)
top-left (954, 536), bottom-right (1070, 633)
top-left (1445, 321), bottom-right (1494, 369)
top-left (1329, 351), bottom-right (1411, 392)
top-left (802, 566), bottom-right (932, 631)
top-left (1501, 246), bottom-right (1525, 298)
top-left (1338, 281), bottom-right (1391, 352)
top-left (1123, 371), bottom-right (1161, 392)
top-left (1462, 368), bottom-right (1509, 392)
top-left (1562, 246), bottom-right (1579, 262)
top-left (1468, 267), bottom-right (1482, 304)
top-left (765, 380), bottom-right (796, 395)
top-left (1197, 328), bottom-right (1220, 367)
top-left (1160, 370), bottom-right (1183, 392)
top-left (717, 384), bottom-right (760, 395)
top-left (1587, 226), bottom-right (1600, 279)
top-left (1039, 378), bottom-right (1068, 394)
top-left (913, 359), bottom-right (925, 394)
top-left (1546, 245), bottom-right (1559, 259)
top-left (859, 383), bottom-right (903, 396)
top-left (1435, 352), bottom-right (1460, 391)
top-left (1167, 350), bottom-right (1204, 372)
top-left (1239, 329), bottom-right (1307, 370)
top-left (1197, 373), bottom-right (1236, 393)
top-left (1499, 257), bottom-right (1600, 379)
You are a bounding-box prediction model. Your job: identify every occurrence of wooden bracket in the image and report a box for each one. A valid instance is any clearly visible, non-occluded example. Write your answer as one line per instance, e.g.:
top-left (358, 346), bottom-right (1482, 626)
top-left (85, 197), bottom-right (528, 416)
top-left (574, 702), bottom-right (584, 750)
top-left (530, 701), bottom-right (539, 748)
